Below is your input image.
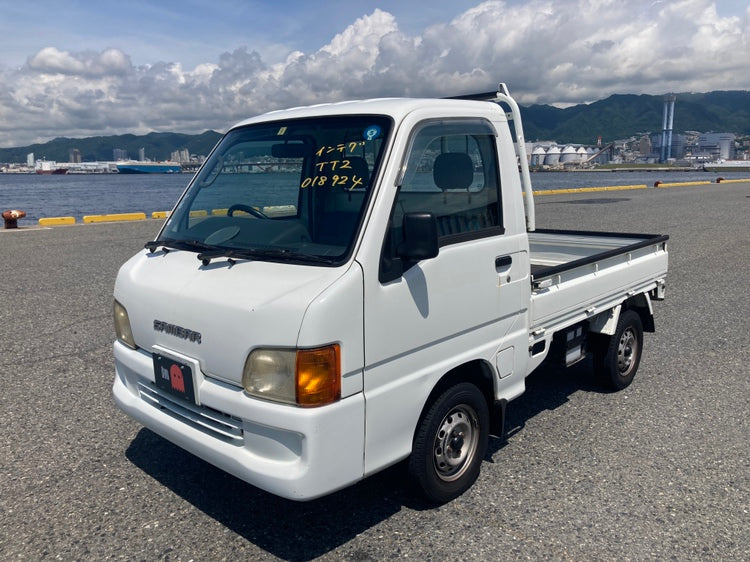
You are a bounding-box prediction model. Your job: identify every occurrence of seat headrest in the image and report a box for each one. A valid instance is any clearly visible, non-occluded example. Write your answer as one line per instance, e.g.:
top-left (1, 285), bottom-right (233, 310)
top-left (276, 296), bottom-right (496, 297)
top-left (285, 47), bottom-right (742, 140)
top-left (433, 153), bottom-right (473, 191)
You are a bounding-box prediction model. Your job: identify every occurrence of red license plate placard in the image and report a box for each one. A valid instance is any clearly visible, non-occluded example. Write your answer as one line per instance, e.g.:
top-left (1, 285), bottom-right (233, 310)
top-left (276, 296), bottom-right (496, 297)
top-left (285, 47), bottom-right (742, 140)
top-left (153, 353), bottom-right (196, 404)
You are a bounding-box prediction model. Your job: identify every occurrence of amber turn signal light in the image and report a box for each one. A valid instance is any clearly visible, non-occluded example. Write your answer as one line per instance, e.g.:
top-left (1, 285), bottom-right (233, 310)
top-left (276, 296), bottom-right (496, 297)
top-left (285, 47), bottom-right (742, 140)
top-left (295, 344), bottom-right (341, 407)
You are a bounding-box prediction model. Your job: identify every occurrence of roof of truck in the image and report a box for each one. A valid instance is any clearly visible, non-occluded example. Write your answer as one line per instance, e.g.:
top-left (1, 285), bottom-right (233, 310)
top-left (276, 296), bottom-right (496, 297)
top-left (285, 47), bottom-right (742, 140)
top-left (229, 97), bottom-right (505, 130)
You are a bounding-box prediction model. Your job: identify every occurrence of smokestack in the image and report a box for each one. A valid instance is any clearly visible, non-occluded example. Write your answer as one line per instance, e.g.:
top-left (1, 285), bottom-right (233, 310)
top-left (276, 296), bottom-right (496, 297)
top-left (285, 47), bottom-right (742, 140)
top-left (660, 100), bottom-right (669, 162)
top-left (666, 95), bottom-right (676, 160)
top-left (662, 94), bottom-right (676, 163)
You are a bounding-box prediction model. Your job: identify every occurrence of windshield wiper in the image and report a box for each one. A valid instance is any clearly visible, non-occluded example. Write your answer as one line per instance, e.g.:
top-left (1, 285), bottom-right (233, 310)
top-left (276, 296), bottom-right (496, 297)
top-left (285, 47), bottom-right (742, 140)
top-left (146, 240), bottom-right (335, 266)
top-left (145, 239), bottom-right (222, 253)
top-left (244, 248), bottom-right (337, 265)
top-left (197, 247), bottom-right (336, 266)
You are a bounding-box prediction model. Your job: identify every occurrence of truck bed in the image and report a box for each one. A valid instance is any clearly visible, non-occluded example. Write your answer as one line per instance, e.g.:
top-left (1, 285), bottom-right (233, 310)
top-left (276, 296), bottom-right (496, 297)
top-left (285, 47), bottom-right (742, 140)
top-left (529, 229), bottom-right (669, 333)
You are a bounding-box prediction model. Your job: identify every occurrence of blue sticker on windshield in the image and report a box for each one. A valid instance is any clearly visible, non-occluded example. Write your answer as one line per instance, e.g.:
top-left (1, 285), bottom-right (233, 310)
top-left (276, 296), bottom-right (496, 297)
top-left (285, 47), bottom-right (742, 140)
top-left (363, 125), bottom-right (381, 141)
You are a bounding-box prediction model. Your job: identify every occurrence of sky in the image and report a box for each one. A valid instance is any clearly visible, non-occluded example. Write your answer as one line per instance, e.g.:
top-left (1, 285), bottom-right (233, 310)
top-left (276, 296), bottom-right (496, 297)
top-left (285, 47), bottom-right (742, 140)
top-left (0, 0), bottom-right (748, 148)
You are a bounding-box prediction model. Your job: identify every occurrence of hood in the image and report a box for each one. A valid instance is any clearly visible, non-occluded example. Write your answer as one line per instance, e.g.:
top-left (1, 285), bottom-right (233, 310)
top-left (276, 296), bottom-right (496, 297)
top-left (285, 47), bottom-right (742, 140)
top-left (114, 249), bottom-right (347, 385)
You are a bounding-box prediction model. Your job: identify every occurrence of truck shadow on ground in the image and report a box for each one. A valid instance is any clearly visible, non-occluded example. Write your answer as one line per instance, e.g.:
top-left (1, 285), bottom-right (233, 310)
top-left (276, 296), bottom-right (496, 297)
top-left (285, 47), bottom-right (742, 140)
top-left (499, 356), bottom-right (605, 449)
top-left (127, 429), bottom-right (415, 561)
top-left (125, 357), bottom-right (604, 561)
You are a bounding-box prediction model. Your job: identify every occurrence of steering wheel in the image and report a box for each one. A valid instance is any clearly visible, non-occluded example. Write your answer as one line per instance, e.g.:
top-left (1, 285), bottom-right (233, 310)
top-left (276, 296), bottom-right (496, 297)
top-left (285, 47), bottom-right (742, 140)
top-left (227, 204), bottom-right (268, 219)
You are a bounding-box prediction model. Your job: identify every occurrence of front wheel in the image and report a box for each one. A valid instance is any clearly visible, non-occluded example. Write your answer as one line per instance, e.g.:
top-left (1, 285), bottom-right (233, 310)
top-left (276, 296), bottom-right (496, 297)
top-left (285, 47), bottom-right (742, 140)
top-left (409, 383), bottom-right (489, 504)
top-left (592, 309), bottom-right (644, 390)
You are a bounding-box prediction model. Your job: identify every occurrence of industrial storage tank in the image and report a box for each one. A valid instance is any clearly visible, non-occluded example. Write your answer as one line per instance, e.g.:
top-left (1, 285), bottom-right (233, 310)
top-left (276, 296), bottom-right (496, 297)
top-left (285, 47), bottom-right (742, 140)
top-left (544, 145), bottom-right (561, 166)
top-left (560, 145), bottom-right (578, 163)
top-left (531, 145), bottom-right (547, 166)
top-left (577, 147), bottom-right (588, 162)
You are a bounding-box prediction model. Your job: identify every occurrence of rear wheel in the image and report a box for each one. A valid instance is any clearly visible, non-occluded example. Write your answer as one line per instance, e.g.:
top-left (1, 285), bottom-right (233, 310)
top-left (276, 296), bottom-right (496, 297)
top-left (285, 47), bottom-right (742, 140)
top-left (592, 309), bottom-right (643, 390)
top-left (409, 383), bottom-right (489, 504)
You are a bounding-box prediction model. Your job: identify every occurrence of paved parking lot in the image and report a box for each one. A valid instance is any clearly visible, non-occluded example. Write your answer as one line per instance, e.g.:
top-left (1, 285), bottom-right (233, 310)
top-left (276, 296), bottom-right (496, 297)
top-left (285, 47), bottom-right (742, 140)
top-left (1, 181), bottom-right (748, 560)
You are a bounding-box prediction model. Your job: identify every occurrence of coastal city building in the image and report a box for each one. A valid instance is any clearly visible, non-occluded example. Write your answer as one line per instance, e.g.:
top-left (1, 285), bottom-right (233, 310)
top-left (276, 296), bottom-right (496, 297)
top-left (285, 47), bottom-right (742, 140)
top-left (170, 148), bottom-right (191, 163)
top-left (639, 135), bottom-right (652, 156)
top-left (697, 133), bottom-right (735, 160)
top-left (650, 133), bottom-right (687, 161)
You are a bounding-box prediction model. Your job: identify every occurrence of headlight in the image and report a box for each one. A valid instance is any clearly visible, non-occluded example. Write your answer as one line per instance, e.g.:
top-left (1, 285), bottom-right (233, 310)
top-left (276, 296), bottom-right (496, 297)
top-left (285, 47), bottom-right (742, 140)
top-left (113, 300), bottom-right (136, 349)
top-left (242, 345), bottom-right (341, 407)
top-left (242, 349), bottom-right (297, 404)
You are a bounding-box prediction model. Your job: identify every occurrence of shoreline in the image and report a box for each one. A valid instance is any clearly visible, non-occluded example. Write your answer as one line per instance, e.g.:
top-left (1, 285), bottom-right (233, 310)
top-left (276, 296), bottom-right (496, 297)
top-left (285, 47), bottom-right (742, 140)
top-left (2, 166), bottom-right (744, 175)
top-left (2, 178), bottom-right (749, 229)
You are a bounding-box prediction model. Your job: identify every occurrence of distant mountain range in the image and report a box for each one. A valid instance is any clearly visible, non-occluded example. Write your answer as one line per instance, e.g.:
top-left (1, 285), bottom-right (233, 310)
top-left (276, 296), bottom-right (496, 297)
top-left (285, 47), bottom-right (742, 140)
top-left (0, 90), bottom-right (748, 163)
top-left (0, 130), bottom-right (222, 164)
top-left (521, 90), bottom-right (750, 144)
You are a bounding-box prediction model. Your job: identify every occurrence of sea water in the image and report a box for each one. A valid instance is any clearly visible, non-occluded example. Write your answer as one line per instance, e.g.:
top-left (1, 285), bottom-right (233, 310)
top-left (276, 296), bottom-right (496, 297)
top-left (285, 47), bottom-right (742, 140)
top-left (0, 173), bottom-right (190, 222)
top-left (0, 169), bottom-right (746, 223)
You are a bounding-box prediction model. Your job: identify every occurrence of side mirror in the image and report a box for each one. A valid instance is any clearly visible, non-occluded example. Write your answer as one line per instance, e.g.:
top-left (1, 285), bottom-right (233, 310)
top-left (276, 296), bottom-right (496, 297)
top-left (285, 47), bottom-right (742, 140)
top-left (397, 212), bottom-right (439, 262)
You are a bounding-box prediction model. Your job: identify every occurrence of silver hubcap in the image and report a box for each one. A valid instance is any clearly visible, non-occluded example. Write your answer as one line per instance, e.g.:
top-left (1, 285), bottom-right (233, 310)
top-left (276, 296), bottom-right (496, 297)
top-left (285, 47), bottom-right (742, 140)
top-left (433, 405), bottom-right (479, 482)
top-left (617, 327), bottom-right (638, 376)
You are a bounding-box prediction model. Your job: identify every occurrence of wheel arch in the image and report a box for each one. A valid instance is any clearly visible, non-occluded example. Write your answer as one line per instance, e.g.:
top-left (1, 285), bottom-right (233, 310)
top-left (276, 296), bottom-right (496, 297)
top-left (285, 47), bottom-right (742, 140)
top-left (589, 293), bottom-right (655, 336)
top-left (414, 359), bottom-right (505, 440)
top-left (624, 293), bottom-right (655, 333)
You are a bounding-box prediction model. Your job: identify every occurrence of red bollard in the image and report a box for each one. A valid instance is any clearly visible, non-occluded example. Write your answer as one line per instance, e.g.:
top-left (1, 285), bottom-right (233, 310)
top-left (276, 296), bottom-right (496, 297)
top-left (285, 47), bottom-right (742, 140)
top-left (2, 209), bottom-right (26, 229)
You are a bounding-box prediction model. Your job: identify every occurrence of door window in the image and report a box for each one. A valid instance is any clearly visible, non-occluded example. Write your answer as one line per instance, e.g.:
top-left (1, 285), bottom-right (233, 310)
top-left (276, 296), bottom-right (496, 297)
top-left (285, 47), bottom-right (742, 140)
top-left (380, 119), bottom-right (503, 281)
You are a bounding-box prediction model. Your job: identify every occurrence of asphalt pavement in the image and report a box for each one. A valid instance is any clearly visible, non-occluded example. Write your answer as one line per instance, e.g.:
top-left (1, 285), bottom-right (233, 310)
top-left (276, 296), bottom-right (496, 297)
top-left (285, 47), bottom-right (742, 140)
top-left (1, 181), bottom-right (748, 560)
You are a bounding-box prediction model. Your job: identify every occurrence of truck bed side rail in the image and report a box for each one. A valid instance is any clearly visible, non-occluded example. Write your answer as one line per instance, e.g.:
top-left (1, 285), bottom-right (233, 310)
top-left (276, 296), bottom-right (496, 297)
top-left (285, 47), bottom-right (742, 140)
top-left (529, 230), bottom-right (669, 287)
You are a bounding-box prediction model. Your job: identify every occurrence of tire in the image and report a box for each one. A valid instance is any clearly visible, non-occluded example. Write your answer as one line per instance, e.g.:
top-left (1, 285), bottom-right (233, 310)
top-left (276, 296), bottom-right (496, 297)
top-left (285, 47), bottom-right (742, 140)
top-left (409, 382), bottom-right (489, 504)
top-left (592, 309), bottom-right (644, 391)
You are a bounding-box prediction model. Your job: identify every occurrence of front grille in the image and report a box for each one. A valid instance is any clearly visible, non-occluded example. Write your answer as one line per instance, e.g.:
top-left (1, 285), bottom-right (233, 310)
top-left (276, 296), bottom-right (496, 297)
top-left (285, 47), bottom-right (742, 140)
top-left (137, 381), bottom-right (244, 443)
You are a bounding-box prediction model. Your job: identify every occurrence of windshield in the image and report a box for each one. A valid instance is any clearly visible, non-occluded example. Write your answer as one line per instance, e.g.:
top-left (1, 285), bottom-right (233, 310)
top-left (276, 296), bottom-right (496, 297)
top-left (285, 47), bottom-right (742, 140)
top-left (158, 115), bottom-right (392, 265)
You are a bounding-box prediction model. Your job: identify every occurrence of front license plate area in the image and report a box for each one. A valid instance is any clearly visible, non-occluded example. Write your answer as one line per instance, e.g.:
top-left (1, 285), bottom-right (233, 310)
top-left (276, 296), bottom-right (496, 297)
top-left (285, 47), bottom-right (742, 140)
top-left (153, 354), bottom-right (197, 404)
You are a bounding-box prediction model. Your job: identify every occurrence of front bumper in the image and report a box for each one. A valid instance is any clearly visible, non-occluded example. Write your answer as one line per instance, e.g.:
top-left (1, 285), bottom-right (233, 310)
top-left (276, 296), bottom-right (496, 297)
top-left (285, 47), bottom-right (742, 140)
top-left (112, 341), bottom-right (365, 500)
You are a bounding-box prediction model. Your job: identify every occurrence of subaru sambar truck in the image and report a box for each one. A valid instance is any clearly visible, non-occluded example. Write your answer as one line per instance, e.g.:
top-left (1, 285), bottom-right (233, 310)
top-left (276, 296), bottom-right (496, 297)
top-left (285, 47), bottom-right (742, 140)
top-left (113, 84), bottom-right (668, 503)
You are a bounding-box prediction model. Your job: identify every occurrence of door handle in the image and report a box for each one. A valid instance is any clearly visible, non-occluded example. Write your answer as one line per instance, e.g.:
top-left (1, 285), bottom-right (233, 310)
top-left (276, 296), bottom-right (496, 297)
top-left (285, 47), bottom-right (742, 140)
top-left (495, 255), bottom-right (512, 268)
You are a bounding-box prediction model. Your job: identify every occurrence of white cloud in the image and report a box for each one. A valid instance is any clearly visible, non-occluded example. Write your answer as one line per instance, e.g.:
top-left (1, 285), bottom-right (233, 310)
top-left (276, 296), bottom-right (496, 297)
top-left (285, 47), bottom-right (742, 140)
top-left (27, 47), bottom-right (132, 77)
top-left (27, 47), bottom-right (87, 75)
top-left (0, 0), bottom-right (748, 147)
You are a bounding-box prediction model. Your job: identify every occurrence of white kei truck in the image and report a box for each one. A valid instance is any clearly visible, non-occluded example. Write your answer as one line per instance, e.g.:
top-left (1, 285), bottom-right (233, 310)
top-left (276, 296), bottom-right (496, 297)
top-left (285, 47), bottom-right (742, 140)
top-left (113, 84), bottom-right (668, 503)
